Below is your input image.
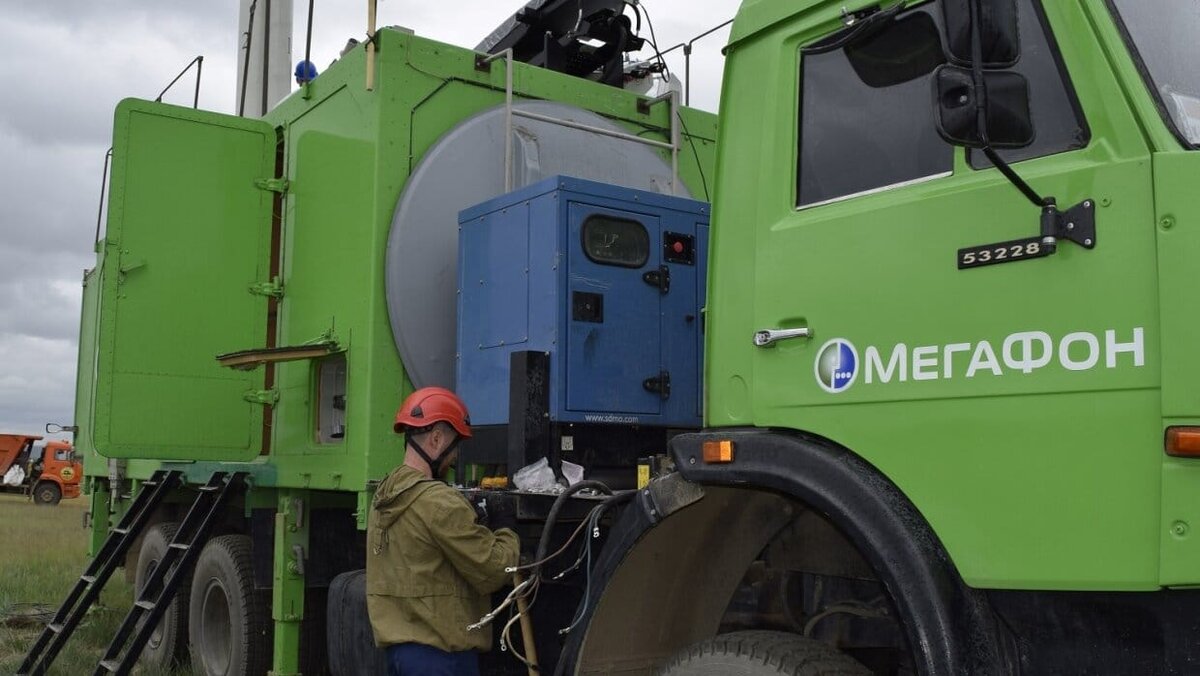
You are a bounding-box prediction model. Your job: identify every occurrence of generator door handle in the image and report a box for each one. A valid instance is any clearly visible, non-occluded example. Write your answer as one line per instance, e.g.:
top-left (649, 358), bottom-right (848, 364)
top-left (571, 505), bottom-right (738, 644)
top-left (754, 327), bottom-right (812, 347)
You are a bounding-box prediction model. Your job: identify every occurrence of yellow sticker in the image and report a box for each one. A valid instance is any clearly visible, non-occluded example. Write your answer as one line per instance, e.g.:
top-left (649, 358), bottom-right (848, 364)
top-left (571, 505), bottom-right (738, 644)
top-left (60, 467), bottom-right (76, 482)
top-left (637, 464), bottom-right (650, 489)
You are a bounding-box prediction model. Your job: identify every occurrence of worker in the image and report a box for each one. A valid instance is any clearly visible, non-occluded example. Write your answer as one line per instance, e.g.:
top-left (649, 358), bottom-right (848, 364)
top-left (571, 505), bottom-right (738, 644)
top-left (368, 386), bottom-right (520, 676)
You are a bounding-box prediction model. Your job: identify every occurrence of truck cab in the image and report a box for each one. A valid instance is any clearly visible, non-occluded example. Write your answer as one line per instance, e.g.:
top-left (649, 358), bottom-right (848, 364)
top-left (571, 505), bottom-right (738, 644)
top-left (565, 1), bottom-right (1200, 673)
top-left (0, 434), bottom-right (81, 505)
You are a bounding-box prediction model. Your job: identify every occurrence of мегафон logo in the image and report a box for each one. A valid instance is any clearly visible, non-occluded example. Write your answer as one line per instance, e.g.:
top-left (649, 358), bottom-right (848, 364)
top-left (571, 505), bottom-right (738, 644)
top-left (815, 338), bottom-right (858, 393)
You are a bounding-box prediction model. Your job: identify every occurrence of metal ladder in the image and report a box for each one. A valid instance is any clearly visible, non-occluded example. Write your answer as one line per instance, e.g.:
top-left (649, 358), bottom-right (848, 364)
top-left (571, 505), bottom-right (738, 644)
top-left (17, 469), bottom-right (183, 676)
top-left (92, 471), bottom-right (246, 676)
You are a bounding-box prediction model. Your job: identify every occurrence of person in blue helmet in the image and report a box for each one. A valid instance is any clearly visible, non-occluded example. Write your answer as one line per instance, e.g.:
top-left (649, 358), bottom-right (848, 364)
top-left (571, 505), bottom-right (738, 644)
top-left (294, 60), bottom-right (318, 85)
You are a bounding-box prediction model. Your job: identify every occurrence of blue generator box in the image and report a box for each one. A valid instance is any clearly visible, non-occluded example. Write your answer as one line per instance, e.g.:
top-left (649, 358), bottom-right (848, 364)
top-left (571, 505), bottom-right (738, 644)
top-left (457, 176), bottom-right (709, 432)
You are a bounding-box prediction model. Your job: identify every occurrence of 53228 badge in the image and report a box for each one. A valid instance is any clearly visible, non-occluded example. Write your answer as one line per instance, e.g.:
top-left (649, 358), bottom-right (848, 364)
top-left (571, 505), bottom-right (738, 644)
top-left (958, 237), bottom-right (1051, 270)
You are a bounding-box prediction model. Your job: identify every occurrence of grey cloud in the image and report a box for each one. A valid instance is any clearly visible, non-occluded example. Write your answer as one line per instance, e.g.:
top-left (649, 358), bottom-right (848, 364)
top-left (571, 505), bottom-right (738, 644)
top-left (0, 333), bottom-right (77, 433)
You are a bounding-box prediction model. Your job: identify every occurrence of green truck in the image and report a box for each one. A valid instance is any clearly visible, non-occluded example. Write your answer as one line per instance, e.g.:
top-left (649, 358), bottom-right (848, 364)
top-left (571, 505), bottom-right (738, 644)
top-left (20, 0), bottom-right (1200, 674)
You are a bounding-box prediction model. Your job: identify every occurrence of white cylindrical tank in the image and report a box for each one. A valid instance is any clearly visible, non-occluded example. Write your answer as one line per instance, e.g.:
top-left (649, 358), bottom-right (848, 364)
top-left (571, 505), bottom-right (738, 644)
top-left (236, 0), bottom-right (293, 117)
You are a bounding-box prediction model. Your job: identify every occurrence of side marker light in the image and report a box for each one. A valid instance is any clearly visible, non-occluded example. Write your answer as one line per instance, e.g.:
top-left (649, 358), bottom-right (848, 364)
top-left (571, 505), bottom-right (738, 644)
top-left (702, 440), bottom-right (735, 464)
top-left (1166, 427), bottom-right (1200, 457)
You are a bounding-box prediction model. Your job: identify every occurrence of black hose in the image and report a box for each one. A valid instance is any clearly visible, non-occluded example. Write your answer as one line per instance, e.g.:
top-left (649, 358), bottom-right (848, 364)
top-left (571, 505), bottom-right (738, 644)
top-left (533, 481), bottom-right (614, 574)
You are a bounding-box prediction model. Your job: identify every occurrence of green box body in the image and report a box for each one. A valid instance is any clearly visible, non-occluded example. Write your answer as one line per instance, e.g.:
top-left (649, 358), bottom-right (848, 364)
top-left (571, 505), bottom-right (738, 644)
top-left (76, 29), bottom-right (717, 507)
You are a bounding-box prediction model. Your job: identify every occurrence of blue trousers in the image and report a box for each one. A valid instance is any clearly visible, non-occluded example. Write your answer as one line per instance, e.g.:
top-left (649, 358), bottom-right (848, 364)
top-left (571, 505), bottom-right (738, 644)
top-left (386, 643), bottom-right (480, 676)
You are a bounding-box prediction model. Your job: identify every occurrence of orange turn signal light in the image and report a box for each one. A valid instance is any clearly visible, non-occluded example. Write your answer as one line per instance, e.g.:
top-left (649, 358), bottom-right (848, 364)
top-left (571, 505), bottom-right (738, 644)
top-left (702, 440), bottom-right (735, 464)
top-left (1166, 427), bottom-right (1200, 457)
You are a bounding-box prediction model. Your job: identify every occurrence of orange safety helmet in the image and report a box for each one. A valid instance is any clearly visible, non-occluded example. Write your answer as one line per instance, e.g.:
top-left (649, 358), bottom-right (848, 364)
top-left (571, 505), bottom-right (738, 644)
top-left (393, 387), bottom-right (473, 438)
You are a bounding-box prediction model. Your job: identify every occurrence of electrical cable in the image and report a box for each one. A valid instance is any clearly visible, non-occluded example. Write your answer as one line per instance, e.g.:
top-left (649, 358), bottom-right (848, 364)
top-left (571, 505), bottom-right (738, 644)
top-left (640, 2), bottom-right (671, 78)
top-left (676, 114), bottom-right (710, 201)
top-left (531, 481), bottom-right (614, 575)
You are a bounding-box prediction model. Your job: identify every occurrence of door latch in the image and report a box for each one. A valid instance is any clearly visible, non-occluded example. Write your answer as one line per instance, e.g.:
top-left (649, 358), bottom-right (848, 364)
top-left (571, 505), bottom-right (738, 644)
top-left (254, 177), bottom-right (290, 194)
top-left (249, 277), bottom-right (284, 298)
top-left (642, 265), bottom-right (670, 294)
top-left (754, 328), bottom-right (812, 347)
top-left (243, 389), bottom-right (280, 406)
top-left (643, 371), bottom-right (671, 400)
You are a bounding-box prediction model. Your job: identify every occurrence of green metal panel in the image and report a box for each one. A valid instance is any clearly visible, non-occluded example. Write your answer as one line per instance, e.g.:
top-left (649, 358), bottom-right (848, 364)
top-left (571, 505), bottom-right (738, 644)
top-left (94, 99), bottom-right (277, 462)
top-left (75, 261), bottom-right (102, 470)
top-left (709, 0), bottom-right (1171, 589)
top-left (1154, 151), bottom-right (1200, 584)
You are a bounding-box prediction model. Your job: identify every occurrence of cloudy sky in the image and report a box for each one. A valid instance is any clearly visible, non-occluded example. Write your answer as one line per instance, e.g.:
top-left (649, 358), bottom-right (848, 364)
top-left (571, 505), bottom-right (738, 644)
top-left (0, 0), bottom-right (734, 441)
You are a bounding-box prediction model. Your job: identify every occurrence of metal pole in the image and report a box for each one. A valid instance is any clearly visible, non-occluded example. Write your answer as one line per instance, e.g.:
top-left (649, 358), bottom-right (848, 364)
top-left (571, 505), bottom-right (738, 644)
top-left (193, 56), bottom-right (203, 108)
top-left (239, 0), bottom-right (256, 116)
top-left (366, 0), bottom-right (378, 90)
top-left (670, 90), bottom-right (680, 195)
top-left (261, 0), bottom-right (271, 114)
top-left (94, 148), bottom-right (113, 247)
top-left (513, 573), bottom-right (539, 676)
top-left (482, 50), bottom-right (515, 192)
top-left (513, 110), bottom-right (674, 151)
top-left (304, 0), bottom-right (314, 67)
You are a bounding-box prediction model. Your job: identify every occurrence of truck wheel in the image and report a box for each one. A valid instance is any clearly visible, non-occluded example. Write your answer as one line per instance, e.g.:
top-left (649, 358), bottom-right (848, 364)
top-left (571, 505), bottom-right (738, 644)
top-left (326, 570), bottom-right (387, 676)
top-left (32, 482), bottom-right (61, 506)
top-left (658, 631), bottom-right (870, 676)
top-left (189, 535), bottom-right (271, 676)
top-left (135, 523), bottom-right (190, 669)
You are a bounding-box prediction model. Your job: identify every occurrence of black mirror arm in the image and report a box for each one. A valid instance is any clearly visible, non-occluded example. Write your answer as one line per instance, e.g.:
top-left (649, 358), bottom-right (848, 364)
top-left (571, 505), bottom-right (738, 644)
top-left (981, 146), bottom-right (1048, 209)
top-left (968, 0), bottom-right (1040, 208)
top-left (966, 0), bottom-right (1093, 255)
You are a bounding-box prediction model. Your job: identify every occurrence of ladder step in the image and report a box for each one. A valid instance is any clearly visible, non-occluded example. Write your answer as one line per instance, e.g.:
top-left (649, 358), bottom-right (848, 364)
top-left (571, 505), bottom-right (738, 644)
top-left (135, 600), bottom-right (156, 611)
top-left (198, 485), bottom-right (220, 492)
top-left (169, 543), bottom-right (190, 551)
top-left (142, 480), bottom-right (158, 487)
top-left (99, 658), bottom-right (120, 672)
top-left (81, 574), bottom-right (97, 584)
top-left (48, 623), bottom-right (63, 633)
top-left (112, 527), bottom-right (129, 535)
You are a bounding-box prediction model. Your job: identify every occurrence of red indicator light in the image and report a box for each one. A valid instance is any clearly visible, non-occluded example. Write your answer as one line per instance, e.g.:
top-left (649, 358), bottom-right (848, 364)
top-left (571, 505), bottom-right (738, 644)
top-left (672, 241), bottom-right (685, 254)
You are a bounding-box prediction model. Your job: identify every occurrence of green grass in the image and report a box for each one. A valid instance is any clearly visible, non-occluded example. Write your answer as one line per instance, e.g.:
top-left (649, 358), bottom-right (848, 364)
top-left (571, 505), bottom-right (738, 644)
top-left (0, 494), bottom-right (191, 675)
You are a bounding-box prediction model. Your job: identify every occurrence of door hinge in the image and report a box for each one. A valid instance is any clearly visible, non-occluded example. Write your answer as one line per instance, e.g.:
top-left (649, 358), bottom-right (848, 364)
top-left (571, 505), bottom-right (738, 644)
top-left (254, 177), bottom-right (290, 194)
top-left (249, 277), bottom-right (284, 298)
top-left (243, 389), bottom-right (280, 406)
top-left (643, 371), bottom-right (671, 400)
top-left (642, 265), bottom-right (670, 294)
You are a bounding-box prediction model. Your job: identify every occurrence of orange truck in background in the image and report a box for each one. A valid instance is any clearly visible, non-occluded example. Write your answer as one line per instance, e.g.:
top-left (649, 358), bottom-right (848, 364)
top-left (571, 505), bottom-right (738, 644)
top-left (0, 434), bottom-right (82, 505)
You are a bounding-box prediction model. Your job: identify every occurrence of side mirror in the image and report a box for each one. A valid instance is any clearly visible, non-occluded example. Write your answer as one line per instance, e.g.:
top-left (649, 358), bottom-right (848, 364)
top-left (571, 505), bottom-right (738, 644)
top-left (940, 0), bottom-right (1020, 67)
top-left (934, 65), bottom-right (1033, 148)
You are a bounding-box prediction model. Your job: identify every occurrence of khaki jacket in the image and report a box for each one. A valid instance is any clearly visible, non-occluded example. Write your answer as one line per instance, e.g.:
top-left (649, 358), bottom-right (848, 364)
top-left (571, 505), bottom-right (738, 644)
top-left (366, 465), bottom-right (519, 652)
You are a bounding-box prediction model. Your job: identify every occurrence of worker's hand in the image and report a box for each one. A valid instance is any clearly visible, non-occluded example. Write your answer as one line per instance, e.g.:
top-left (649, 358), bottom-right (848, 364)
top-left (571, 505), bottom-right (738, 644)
top-left (470, 497), bottom-right (488, 524)
top-left (484, 495), bottom-right (518, 532)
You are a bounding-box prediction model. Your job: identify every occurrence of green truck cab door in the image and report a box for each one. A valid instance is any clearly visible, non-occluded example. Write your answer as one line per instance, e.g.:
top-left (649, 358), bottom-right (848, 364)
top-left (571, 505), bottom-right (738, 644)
top-left (729, 0), bottom-right (1164, 588)
top-left (94, 99), bottom-right (279, 462)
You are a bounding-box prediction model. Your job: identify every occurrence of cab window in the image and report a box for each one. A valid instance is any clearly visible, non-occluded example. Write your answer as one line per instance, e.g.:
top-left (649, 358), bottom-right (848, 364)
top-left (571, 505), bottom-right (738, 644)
top-left (797, 0), bottom-right (1089, 207)
top-left (797, 4), bottom-right (952, 208)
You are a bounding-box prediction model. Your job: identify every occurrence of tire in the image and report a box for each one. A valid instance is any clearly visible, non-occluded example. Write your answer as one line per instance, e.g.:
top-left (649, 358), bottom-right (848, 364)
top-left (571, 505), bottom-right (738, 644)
top-left (32, 481), bottom-right (61, 506)
top-left (658, 630), bottom-right (870, 676)
top-left (189, 535), bottom-right (272, 676)
top-left (326, 570), bottom-right (387, 676)
top-left (135, 523), bottom-right (190, 669)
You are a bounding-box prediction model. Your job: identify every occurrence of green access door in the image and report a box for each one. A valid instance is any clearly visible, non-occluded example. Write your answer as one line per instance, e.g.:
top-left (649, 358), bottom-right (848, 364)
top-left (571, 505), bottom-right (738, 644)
top-left (94, 99), bottom-right (278, 461)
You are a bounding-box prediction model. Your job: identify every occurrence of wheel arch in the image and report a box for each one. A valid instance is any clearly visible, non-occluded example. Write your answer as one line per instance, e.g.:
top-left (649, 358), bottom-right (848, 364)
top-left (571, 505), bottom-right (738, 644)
top-left (560, 428), bottom-right (1014, 676)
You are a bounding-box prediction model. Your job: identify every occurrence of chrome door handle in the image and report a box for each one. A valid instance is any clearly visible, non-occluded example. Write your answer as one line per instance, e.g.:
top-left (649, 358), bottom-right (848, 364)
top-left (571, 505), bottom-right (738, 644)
top-left (753, 327), bottom-right (812, 347)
